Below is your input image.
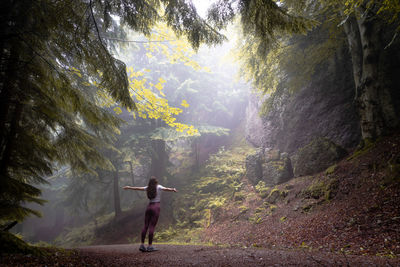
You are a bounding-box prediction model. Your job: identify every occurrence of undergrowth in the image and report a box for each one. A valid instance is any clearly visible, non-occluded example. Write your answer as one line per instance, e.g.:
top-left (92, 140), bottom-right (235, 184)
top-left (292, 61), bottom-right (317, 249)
top-left (0, 231), bottom-right (44, 255)
top-left (53, 212), bottom-right (118, 247)
top-left (158, 143), bottom-right (251, 243)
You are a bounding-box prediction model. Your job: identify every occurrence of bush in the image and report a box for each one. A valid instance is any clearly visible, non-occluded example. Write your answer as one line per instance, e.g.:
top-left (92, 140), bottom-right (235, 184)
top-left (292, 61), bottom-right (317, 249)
top-left (0, 231), bottom-right (41, 255)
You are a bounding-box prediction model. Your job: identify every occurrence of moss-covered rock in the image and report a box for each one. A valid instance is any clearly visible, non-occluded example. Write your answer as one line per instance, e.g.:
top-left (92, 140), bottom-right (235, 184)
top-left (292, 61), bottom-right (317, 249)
top-left (245, 149), bottom-right (264, 184)
top-left (265, 149), bottom-right (281, 162)
top-left (302, 178), bottom-right (339, 201)
top-left (261, 154), bottom-right (293, 185)
top-left (265, 189), bottom-right (281, 204)
top-left (264, 188), bottom-right (288, 204)
top-left (292, 137), bottom-right (347, 177)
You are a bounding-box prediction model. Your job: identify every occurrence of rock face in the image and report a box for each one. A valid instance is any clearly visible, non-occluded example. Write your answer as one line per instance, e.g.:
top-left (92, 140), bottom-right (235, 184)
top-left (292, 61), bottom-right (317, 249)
top-left (245, 47), bottom-right (361, 153)
top-left (291, 137), bottom-right (347, 177)
top-left (245, 149), bottom-right (293, 185)
top-left (244, 25), bottom-right (400, 182)
top-left (245, 93), bottom-right (266, 147)
top-left (244, 42), bottom-right (361, 182)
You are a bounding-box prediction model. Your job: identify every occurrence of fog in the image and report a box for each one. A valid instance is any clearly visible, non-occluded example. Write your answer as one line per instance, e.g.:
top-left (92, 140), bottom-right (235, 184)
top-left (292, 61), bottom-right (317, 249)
top-left (17, 22), bottom-right (250, 245)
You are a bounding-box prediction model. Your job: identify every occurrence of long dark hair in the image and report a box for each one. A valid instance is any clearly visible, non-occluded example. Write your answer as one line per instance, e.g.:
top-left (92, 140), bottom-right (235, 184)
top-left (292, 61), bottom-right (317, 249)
top-left (147, 177), bottom-right (158, 199)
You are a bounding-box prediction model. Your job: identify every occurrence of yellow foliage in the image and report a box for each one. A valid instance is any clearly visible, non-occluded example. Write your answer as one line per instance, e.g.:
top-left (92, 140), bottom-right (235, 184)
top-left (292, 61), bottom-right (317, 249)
top-left (113, 107), bottom-right (122, 115)
top-left (89, 21), bottom-right (216, 136)
top-left (70, 67), bottom-right (82, 78)
top-left (90, 68), bottom-right (198, 135)
top-left (143, 22), bottom-right (209, 72)
top-left (154, 83), bottom-right (163, 90)
top-left (181, 100), bottom-right (189, 108)
top-left (125, 68), bottom-right (198, 135)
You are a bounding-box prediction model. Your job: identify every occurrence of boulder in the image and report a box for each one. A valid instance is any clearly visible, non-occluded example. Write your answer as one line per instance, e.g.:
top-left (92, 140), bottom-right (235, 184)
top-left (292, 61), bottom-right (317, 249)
top-left (261, 155), bottom-right (293, 186)
top-left (265, 149), bottom-right (280, 162)
top-left (245, 149), bottom-right (264, 184)
top-left (292, 137), bottom-right (347, 177)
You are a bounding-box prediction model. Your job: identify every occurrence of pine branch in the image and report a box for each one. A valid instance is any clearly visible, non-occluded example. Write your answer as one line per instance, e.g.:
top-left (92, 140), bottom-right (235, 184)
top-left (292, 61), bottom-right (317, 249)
top-left (2, 221), bottom-right (17, 231)
top-left (104, 37), bottom-right (177, 43)
top-left (90, 0), bottom-right (108, 53)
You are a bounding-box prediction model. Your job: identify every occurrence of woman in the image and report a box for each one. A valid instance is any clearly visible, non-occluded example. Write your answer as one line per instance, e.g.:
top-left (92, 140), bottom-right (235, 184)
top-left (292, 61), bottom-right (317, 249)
top-left (123, 176), bottom-right (177, 252)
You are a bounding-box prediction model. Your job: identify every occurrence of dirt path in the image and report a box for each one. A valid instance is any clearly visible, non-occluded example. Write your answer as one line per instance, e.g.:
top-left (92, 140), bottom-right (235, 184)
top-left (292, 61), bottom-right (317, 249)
top-left (77, 244), bottom-right (399, 266)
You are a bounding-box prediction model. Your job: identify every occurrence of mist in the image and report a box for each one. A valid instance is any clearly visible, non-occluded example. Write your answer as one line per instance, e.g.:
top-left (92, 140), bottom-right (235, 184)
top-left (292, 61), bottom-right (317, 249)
top-left (2, 0), bottom-right (400, 265)
top-left (16, 21), bottom-right (251, 245)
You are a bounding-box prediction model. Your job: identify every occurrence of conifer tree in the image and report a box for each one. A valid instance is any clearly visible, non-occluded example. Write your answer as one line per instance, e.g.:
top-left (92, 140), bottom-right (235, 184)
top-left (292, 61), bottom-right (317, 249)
top-left (0, 0), bottom-right (224, 224)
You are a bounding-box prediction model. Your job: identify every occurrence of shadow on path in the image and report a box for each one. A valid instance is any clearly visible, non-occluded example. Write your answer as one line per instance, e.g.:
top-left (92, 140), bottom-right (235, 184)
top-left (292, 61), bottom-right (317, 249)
top-left (78, 244), bottom-right (399, 266)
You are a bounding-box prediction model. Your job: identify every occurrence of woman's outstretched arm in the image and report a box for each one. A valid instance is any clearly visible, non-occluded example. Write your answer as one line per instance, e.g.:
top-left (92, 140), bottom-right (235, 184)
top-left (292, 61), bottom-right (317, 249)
top-left (123, 186), bottom-right (146, 191)
top-left (162, 187), bottom-right (178, 192)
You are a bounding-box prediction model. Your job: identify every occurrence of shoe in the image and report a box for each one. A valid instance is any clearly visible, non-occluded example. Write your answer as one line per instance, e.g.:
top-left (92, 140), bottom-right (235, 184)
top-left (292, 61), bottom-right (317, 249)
top-left (139, 244), bottom-right (146, 252)
top-left (146, 246), bottom-right (158, 252)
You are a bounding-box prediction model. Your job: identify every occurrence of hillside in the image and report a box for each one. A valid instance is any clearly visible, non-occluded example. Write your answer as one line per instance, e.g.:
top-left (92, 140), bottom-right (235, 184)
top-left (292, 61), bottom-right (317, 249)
top-left (202, 132), bottom-right (400, 257)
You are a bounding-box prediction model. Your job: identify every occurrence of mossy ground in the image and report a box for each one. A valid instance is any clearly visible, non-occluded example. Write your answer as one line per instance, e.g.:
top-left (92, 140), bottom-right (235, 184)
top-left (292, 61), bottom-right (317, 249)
top-left (157, 141), bottom-right (252, 243)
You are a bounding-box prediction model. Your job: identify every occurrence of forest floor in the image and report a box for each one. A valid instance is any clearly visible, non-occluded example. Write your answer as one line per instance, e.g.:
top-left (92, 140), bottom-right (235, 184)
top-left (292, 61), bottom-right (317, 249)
top-left (202, 132), bottom-right (400, 258)
top-left (2, 134), bottom-right (400, 266)
top-left (1, 244), bottom-right (399, 266)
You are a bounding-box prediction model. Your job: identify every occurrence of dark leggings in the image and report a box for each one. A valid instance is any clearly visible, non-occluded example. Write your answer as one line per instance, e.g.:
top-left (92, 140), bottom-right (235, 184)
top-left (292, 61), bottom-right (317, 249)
top-left (141, 202), bottom-right (160, 245)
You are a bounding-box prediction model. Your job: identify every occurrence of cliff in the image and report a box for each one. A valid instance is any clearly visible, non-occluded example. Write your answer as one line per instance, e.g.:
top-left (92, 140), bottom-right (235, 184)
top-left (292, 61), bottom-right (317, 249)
top-left (245, 46), bottom-right (361, 154)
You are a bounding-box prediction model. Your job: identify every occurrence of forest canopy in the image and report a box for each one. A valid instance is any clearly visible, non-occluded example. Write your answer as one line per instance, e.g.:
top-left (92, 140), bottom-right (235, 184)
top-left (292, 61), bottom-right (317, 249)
top-left (0, 0), bottom-right (226, 223)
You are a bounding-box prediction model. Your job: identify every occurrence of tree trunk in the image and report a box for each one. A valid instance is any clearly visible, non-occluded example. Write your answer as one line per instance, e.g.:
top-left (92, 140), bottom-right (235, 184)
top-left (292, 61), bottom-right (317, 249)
top-left (0, 102), bottom-right (23, 177)
top-left (113, 169), bottom-right (122, 218)
top-left (53, 208), bottom-right (64, 229)
top-left (0, 45), bottom-right (19, 154)
top-left (344, 10), bottom-right (398, 141)
top-left (192, 138), bottom-right (199, 170)
top-left (0, 1), bottom-right (31, 149)
top-left (128, 161), bottom-right (135, 185)
top-left (150, 139), bottom-right (167, 180)
top-left (343, 15), bottom-right (362, 91)
top-left (148, 119), bottom-right (167, 180)
top-left (128, 161), bottom-right (140, 197)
